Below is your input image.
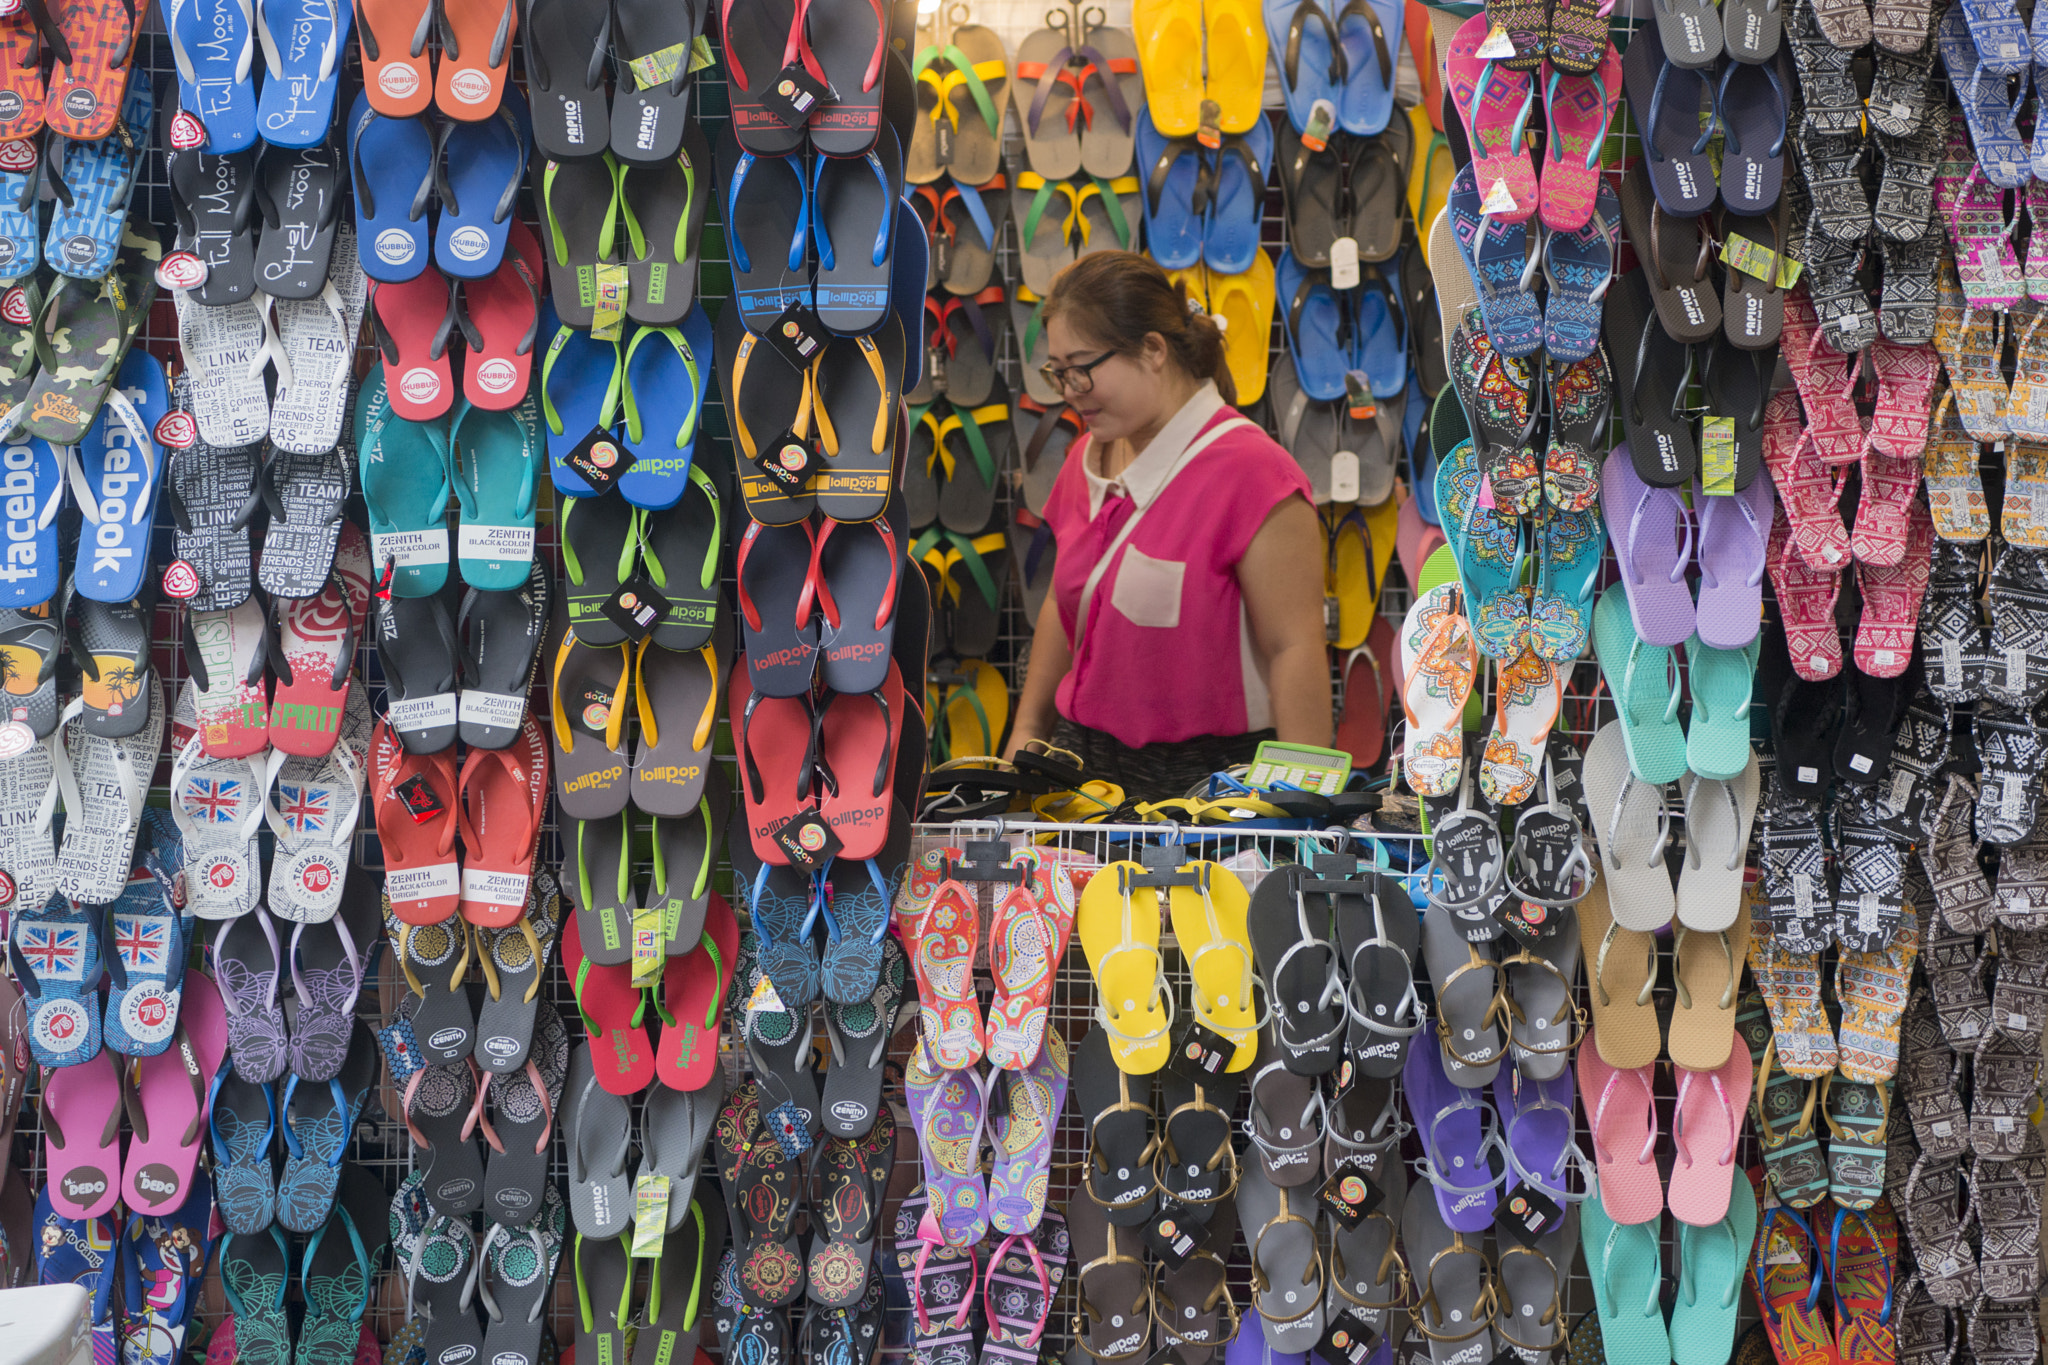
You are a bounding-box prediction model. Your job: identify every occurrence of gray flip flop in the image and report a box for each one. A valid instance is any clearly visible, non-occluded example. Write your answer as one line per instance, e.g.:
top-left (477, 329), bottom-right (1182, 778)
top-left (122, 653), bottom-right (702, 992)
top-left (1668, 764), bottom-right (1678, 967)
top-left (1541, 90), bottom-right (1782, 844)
top-left (1246, 1039), bottom-right (1326, 1187)
top-left (404, 1059), bottom-right (486, 1218)
top-left (638, 1068), bottom-right (727, 1229)
top-left (1334, 872), bottom-right (1426, 1078)
top-left (1501, 905), bottom-right (1585, 1081)
top-left (820, 935), bottom-right (909, 1141)
top-left (478, 1183), bottom-right (567, 1365)
top-left (568, 814), bottom-right (635, 968)
top-left (482, 1001), bottom-right (568, 1228)
top-left (652, 765), bottom-right (727, 954)
top-left (1494, 1204), bottom-right (1573, 1356)
top-left (1236, 1158), bottom-right (1325, 1351)
top-left (1068, 1184), bottom-right (1154, 1361)
top-left (1422, 900), bottom-right (1508, 1088)
top-left (1075, 1024), bottom-right (1161, 1227)
top-left (1402, 1182), bottom-right (1496, 1365)
top-left (385, 908), bottom-right (476, 1067)
top-left (401, 1204), bottom-right (484, 1365)
top-left (574, 1232), bottom-right (634, 1365)
top-left (1270, 355), bottom-right (1341, 503)
top-left (473, 868), bottom-right (561, 1076)
top-left (562, 1041), bottom-right (636, 1240)
top-left (1328, 1152), bottom-right (1408, 1342)
top-left (1325, 1074), bottom-right (1402, 1182)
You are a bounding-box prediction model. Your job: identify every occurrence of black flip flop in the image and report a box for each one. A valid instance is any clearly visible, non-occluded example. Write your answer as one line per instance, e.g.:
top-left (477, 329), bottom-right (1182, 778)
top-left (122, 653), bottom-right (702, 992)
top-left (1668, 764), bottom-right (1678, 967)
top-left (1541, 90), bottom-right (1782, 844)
top-left (623, 116), bottom-right (711, 323)
top-left (252, 141), bottom-right (345, 300)
top-left (1247, 863), bottom-right (1345, 1074)
top-left (523, 0), bottom-right (613, 160)
top-left (638, 474), bottom-right (722, 651)
top-left (1603, 265), bottom-right (1698, 487)
top-left (819, 935), bottom-right (907, 1139)
top-left (286, 884), bottom-right (379, 1083)
top-left (456, 559), bottom-right (550, 750)
top-left (891, 547), bottom-right (932, 698)
top-left (1700, 338), bottom-right (1770, 491)
top-left (805, 0), bottom-right (890, 156)
top-left (812, 126), bottom-right (903, 336)
top-left (1276, 123), bottom-right (1343, 266)
top-left (738, 518), bottom-right (821, 698)
top-left (549, 620), bottom-right (634, 822)
top-left (816, 318), bottom-right (905, 521)
top-left (540, 155), bottom-right (618, 328)
top-left (561, 492), bottom-right (636, 647)
top-left (719, 122), bottom-right (810, 331)
top-left (608, 0), bottom-right (708, 165)
top-left (257, 442), bottom-right (355, 600)
top-left (407, 1060), bottom-right (487, 1217)
top-left (376, 590), bottom-right (461, 754)
top-left (1775, 669), bottom-right (1846, 800)
top-left (1156, 1066), bottom-right (1244, 1215)
top-left (721, 0), bottom-right (804, 156)
top-left (162, 98), bottom-right (258, 307)
top-left (650, 764), bottom-right (727, 951)
top-left (1074, 1025), bottom-right (1159, 1225)
top-left (936, 381), bottom-right (1007, 532)
top-left (632, 640), bottom-right (719, 816)
top-left (1720, 211), bottom-right (1786, 350)
top-left (481, 999), bottom-right (567, 1227)
top-left (817, 506), bottom-right (907, 695)
top-left (1618, 160), bottom-right (1721, 343)
top-left (716, 300), bottom-right (817, 524)
top-left (1834, 668), bottom-right (1905, 786)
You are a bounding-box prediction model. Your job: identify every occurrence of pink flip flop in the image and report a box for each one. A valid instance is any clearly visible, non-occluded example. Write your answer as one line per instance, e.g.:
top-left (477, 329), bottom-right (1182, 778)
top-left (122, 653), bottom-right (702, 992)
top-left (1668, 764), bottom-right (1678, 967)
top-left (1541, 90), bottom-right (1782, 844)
top-left (1578, 1034), bottom-right (1662, 1226)
top-left (122, 971), bottom-right (229, 1216)
top-left (43, 1044), bottom-right (124, 1219)
top-left (1767, 516), bottom-right (1845, 682)
top-left (1760, 389), bottom-right (1852, 572)
top-left (1396, 495), bottom-right (1447, 593)
top-left (1537, 47), bottom-right (1620, 232)
top-left (1780, 290), bottom-right (1868, 467)
top-left (1445, 15), bottom-right (1539, 223)
top-left (1665, 1045), bottom-right (1751, 1227)
top-left (1854, 498), bottom-right (1934, 678)
top-left (1850, 451), bottom-right (1921, 568)
top-left (1865, 338), bottom-right (1940, 460)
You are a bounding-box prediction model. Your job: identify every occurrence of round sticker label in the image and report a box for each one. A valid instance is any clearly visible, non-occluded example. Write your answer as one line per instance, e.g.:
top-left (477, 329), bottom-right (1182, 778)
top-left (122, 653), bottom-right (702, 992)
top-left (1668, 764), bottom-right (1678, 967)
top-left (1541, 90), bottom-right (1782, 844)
top-left (162, 560), bottom-right (202, 599)
top-left (475, 358), bottom-right (517, 395)
top-left (375, 228), bottom-right (418, 266)
top-left (0, 287), bottom-right (29, 326)
top-left (60, 89), bottom-right (96, 121)
top-left (448, 226), bottom-right (490, 262)
top-left (167, 110), bottom-right (207, 151)
top-left (449, 69), bottom-right (492, 104)
top-left (154, 411), bottom-right (198, 449)
top-left (34, 999), bottom-right (88, 1054)
top-left (0, 140), bottom-right (34, 174)
top-left (399, 368), bottom-right (443, 407)
top-left (155, 252), bottom-right (209, 292)
top-left (0, 722), bottom-right (33, 760)
top-left (0, 871), bottom-right (15, 907)
top-left (378, 63), bottom-right (420, 99)
top-left (204, 858), bottom-right (239, 892)
top-left (119, 985), bottom-right (177, 1046)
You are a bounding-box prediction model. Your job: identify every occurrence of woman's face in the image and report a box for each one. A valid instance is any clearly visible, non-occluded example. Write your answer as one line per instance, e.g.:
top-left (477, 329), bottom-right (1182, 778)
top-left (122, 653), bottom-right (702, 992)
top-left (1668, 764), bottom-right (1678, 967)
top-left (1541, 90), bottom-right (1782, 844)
top-left (1044, 316), bottom-right (1163, 444)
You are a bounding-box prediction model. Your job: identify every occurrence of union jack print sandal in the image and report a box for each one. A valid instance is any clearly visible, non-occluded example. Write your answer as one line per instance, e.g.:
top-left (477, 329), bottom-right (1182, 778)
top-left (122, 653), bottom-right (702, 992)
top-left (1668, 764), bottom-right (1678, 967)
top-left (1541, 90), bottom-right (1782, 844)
top-left (100, 863), bottom-right (189, 1057)
top-left (260, 683), bottom-right (371, 924)
top-left (9, 895), bottom-right (105, 1068)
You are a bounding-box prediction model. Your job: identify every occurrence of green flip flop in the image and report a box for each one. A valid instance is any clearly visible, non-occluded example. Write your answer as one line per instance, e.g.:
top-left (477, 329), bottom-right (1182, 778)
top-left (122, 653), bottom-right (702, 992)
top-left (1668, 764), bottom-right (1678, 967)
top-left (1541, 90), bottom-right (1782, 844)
top-left (1592, 583), bottom-right (1688, 784)
top-left (1685, 637), bottom-right (1760, 781)
top-left (1670, 1174), bottom-right (1757, 1365)
top-left (451, 390), bottom-right (544, 592)
top-left (1581, 1186), bottom-right (1670, 1365)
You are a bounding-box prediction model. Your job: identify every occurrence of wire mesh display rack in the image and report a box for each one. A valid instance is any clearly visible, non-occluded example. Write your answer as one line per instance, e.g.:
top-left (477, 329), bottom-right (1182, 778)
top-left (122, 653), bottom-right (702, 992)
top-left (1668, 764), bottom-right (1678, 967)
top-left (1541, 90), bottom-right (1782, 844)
top-left (3, 0), bottom-right (1785, 1359)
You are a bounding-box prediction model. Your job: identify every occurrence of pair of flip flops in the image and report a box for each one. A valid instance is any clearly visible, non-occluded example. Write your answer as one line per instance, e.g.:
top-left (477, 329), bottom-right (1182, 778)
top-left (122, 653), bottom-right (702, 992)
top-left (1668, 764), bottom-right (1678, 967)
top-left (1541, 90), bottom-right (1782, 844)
top-left (539, 302), bottom-right (716, 506)
top-left (535, 126), bottom-right (715, 329)
top-left (347, 88), bottom-right (534, 288)
top-left (373, 709), bottom-right (549, 927)
top-left (1135, 109), bottom-right (1269, 274)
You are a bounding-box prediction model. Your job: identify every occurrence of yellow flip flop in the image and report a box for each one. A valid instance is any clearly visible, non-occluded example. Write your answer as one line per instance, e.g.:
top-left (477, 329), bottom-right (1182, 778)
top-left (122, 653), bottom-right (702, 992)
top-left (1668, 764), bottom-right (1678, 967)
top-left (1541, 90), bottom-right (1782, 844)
top-left (1166, 862), bottom-right (1262, 1071)
top-left (1201, 0), bottom-right (1269, 135)
top-left (1132, 0), bottom-right (1208, 136)
top-left (1361, 490), bottom-right (1399, 613)
top-left (1406, 108), bottom-right (1453, 237)
top-left (1207, 249), bottom-right (1275, 404)
top-left (939, 657), bottom-right (1009, 759)
top-left (1077, 860), bottom-right (1175, 1073)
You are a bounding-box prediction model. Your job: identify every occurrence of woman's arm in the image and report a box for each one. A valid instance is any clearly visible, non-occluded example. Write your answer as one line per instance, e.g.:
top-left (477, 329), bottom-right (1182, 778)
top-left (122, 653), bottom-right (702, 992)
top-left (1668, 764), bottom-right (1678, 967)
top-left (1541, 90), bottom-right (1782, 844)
top-left (1240, 495), bottom-right (1334, 746)
top-left (1002, 592), bottom-right (1073, 760)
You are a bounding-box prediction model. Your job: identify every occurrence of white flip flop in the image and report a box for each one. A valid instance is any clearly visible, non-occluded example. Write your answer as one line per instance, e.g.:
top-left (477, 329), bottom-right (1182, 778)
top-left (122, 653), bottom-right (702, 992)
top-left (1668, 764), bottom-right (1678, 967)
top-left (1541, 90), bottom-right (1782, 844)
top-left (1399, 582), bottom-right (1478, 799)
top-left (1581, 720), bottom-right (1676, 931)
top-left (53, 677), bottom-right (166, 903)
top-left (269, 227), bottom-right (368, 456)
top-left (169, 725), bottom-right (266, 920)
top-left (174, 291), bottom-right (273, 449)
top-left (1675, 753), bottom-right (1760, 932)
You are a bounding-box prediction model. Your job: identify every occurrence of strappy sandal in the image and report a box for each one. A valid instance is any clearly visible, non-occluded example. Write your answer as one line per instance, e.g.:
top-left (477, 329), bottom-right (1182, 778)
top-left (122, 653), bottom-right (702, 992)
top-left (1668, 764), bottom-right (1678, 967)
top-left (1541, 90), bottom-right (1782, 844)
top-left (1154, 1069), bottom-right (1241, 1211)
top-left (1245, 1043), bottom-right (1326, 1185)
top-left (1148, 1202), bottom-right (1241, 1355)
top-left (1239, 1161), bottom-right (1328, 1350)
top-left (1423, 903), bottom-right (1513, 1080)
top-left (1068, 1186), bottom-right (1151, 1362)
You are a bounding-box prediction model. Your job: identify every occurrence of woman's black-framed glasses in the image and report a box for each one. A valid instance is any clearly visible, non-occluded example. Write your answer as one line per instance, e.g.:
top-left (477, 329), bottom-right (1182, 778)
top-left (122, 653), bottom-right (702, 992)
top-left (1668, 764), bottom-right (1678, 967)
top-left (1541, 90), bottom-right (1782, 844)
top-left (1039, 350), bottom-right (1116, 395)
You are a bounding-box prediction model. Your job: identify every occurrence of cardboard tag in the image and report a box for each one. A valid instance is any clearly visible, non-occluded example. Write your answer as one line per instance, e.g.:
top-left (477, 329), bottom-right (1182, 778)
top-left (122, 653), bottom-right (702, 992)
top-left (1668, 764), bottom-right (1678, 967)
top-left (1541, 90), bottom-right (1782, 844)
top-left (746, 973), bottom-right (787, 1016)
top-left (765, 1099), bottom-right (814, 1156)
top-left (688, 34), bottom-right (716, 71)
top-left (632, 1175), bottom-right (671, 1256)
top-left (600, 570), bottom-right (671, 643)
top-left (1475, 22), bottom-right (1517, 56)
top-left (1142, 1202), bottom-right (1202, 1268)
top-left (1495, 897), bottom-right (1561, 946)
top-left (1166, 1016), bottom-right (1234, 1082)
top-left (762, 61), bottom-right (833, 127)
top-left (1479, 178), bottom-right (1518, 216)
top-left (1702, 416), bottom-right (1737, 495)
top-left (1329, 234), bottom-right (1360, 289)
top-left (1316, 1311), bottom-right (1381, 1365)
top-left (1316, 1168), bottom-right (1383, 1229)
top-left (377, 1018), bottom-right (426, 1083)
top-left (1328, 450), bottom-right (1361, 504)
top-left (395, 773), bottom-right (446, 823)
top-left (1720, 232), bottom-right (1803, 288)
top-left (1302, 99), bottom-right (1337, 154)
top-left (765, 299), bottom-right (830, 369)
top-left (1343, 372), bottom-right (1377, 421)
top-left (591, 262), bottom-right (630, 341)
top-left (933, 117), bottom-right (955, 166)
top-left (563, 427), bottom-right (636, 493)
top-left (755, 429), bottom-right (819, 493)
top-left (1496, 1186), bottom-right (1563, 1247)
top-left (773, 811), bottom-right (842, 871)
top-left (631, 902), bottom-right (664, 988)
top-left (628, 42), bottom-right (691, 91)
top-left (1197, 99), bottom-right (1222, 150)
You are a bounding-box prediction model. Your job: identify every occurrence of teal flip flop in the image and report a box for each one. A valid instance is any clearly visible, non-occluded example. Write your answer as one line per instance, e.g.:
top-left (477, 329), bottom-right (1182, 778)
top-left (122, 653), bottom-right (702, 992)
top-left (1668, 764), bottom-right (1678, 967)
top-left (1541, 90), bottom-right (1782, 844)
top-left (1669, 1175), bottom-right (1757, 1365)
top-left (1433, 435), bottom-right (1527, 660)
top-left (1684, 638), bottom-right (1759, 781)
top-left (356, 370), bottom-right (453, 598)
top-left (1582, 1181), bottom-right (1671, 1365)
top-left (450, 389), bottom-right (543, 592)
top-left (1591, 583), bottom-right (1687, 784)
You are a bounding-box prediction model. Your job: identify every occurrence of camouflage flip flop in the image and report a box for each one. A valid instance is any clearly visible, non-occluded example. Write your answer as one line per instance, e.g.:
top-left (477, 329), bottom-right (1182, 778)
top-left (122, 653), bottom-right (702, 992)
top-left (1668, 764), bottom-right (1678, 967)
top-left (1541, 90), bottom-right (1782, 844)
top-left (17, 220), bottom-right (157, 444)
top-left (0, 273), bottom-right (42, 424)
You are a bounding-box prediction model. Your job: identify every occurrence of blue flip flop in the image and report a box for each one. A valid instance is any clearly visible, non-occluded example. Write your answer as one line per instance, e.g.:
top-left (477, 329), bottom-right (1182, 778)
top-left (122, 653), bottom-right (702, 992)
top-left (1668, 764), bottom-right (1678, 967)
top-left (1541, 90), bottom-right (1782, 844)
top-left (0, 434), bottom-right (67, 609)
top-left (10, 898), bottom-right (106, 1069)
top-left (357, 368), bottom-right (454, 598)
top-left (1942, 5), bottom-right (2031, 185)
top-left (347, 90), bottom-right (435, 283)
top-left (71, 348), bottom-right (169, 603)
top-left (1403, 373), bottom-right (1436, 521)
top-left (166, 0), bottom-right (259, 152)
top-left (1337, 0), bottom-right (1403, 134)
top-left (1526, 504), bottom-right (1604, 662)
top-left (1956, 0), bottom-right (2030, 76)
top-left (720, 123), bottom-right (811, 331)
top-left (890, 196), bottom-right (927, 394)
top-left (450, 390), bottom-right (542, 590)
top-left (1542, 178), bottom-right (1618, 363)
top-left (539, 299), bottom-right (624, 498)
top-left (101, 870), bottom-right (188, 1058)
top-left (255, 0), bottom-right (352, 147)
top-left (1264, 0), bottom-right (1343, 134)
top-left (34, 1185), bottom-right (118, 1329)
top-left (45, 72), bottom-right (153, 282)
top-left (1446, 161), bottom-right (1544, 358)
top-left (1205, 115), bottom-right (1272, 274)
top-left (0, 144), bottom-right (41, 280)
top-left (1433, 435), bottom-right (1526, 660)
top-left (1354, 258), bottom-right (1407, 397)
top-left (617, 306), bottom-right (712, 510)
top-left (1136, 109), bottom-right (1206, 269)
top-left (119, 1170), bottom-right (216, 1355)
top-left (434, 90), bottom-right (532, 280)
top-left (1276, 246), bottom-right (1350, 400)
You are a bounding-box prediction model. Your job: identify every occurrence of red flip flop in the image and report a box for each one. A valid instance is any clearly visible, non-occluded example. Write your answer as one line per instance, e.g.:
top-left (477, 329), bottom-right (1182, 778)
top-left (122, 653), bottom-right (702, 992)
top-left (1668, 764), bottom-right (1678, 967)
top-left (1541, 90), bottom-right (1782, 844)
top-left (455, 712), bottom-right (549, 927)
top-left (818, 659), bottom-right (905, 859)
top-left (731, 661), bottom-right (821, 864)
top-left (1768, 516), bottom-right (1845, 682)
top-left (370, 270), bottom-right (458, 420)
top-left (0, 9), bottom-right (45, 141)
top-left (564, 913), bottom-right (655, 1095)
top-left (269, 522), bottom-right (373, 757)
top-left (39, 0), bottom-right (140, 140)
top-left (457, 218), bottom-right (543, 409)
top-left (369, 718), bottom-right (462, 924)
top-left (1334, 618), bottom-right (1393, 768)
top-left (655, 890), bottom-right (738, 1092)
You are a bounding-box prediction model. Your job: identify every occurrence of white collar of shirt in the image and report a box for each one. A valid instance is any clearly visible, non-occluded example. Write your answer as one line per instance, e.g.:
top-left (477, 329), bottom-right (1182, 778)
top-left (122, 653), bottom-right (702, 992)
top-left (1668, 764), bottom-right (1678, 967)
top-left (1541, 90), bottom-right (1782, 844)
top-left (1081, 381), bottom-right (1227, 519)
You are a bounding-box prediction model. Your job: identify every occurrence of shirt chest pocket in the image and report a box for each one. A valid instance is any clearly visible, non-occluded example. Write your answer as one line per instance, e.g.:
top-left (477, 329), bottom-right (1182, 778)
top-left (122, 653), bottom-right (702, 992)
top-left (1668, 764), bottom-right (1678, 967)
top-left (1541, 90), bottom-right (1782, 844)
top-left (1109, 546), bottom-right (1185, 629)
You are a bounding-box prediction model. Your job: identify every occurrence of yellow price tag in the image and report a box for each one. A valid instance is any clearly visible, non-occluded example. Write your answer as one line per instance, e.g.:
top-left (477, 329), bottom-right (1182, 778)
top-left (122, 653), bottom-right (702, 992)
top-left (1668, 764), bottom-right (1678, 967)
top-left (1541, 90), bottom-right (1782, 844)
top-left (631, 1175), bottom-right (670, 1258)
top-left (630, 903), bottom-right (664, 989)
top-left (591, 263), bottom-right (631, 342)
top-left (1702, 416), bottom-right (1737, 496)
top-left (1720, 233), bottom-right (1803, 289)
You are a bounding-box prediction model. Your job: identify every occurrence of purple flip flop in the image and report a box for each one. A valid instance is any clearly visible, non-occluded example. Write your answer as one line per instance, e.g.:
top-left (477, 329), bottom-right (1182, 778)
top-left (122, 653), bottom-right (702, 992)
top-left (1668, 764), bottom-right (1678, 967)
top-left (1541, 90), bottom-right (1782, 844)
top-left (906, 1045), bottom-right (990, 1248)
top-left (1492, 1063), bottom-right (1587, 1205)
top-left (1404, 1028), bottom-right (1505, 1232)
top-left (988, 1030), bottom-right (1068, 1236)
top-left (1694, 476), bottom-right (1776, 650)
top-left (1600, 447), bottom-right (1697, 647)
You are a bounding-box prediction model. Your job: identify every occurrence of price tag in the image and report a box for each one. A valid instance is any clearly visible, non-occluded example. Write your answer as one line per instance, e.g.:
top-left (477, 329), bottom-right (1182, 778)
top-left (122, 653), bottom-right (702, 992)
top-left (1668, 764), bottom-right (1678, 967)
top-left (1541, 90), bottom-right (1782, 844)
top-left (1315, 1311), bottom-right (1380, 1365)
top-left (765, 299), bottom-right (830, 368)
top-left (1328, 450), bottom-right (1361, 504)
top-left (755, 428), bottom-right (819, 493)
top-left (1142, 1201), bottom-right (1202, 1268)
top-left (1495, 1186), bottom-right (1563, 1246)
top-left (1719, 232), bottom-right (1803, 288)
top-left (1301, 99), bottom-right (1336, 154)
top-left (773, 811), bottom-right (842, 871)
top-left (1166, 1016), bottom-right (1234, 1082)
top-left (600, 570), bottom-right (672, 643)
top-left (1479, 178), bottom-right (1518, 216)
top-left (1475, 22), bottom-right (1517, 56)
top-left (760, 61), bottom-right (833, 127)
top-left (631, 903), bottom-right (664, 988)
top-left (1329, 235), bottom-right (1360, 289)
top-left (591, 263), bottom-right (630, 341)
top-left (1316, 1168), bottom-right (1383, 1229)
top-left (632, 1176), bottom-right (671, 1256)
top-left (562, 427), bottom-right (637, 494)
top-left (1701, 416), bottom-right (1737, 495)
top-left (395, 773), bottom-right (446, 822)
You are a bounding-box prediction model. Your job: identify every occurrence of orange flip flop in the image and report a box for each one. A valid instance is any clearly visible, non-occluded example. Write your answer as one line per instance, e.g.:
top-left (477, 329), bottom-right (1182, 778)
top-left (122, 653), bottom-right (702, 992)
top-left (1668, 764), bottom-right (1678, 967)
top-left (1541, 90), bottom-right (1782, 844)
top-left (355, 0), bottom-right (435, 115)
top-left (434, 0), bottom-right (517, 119)
top-left (38, 0), bottom-right (140, 140)
top-left (455, 713), bottom-right (549, 927)
top-left (654, 891), bottom-right (738, 1091)
top-left (370, 718), bottom-right (462, 924)
top-left (0, 9), bottom-right (44, 140)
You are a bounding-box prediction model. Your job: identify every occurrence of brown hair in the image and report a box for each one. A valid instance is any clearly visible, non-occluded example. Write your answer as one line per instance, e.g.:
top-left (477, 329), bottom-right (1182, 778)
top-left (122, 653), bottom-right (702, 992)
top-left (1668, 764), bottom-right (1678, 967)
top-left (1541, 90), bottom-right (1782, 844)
top-left (1040, 251), bottom-right (1238, 406)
